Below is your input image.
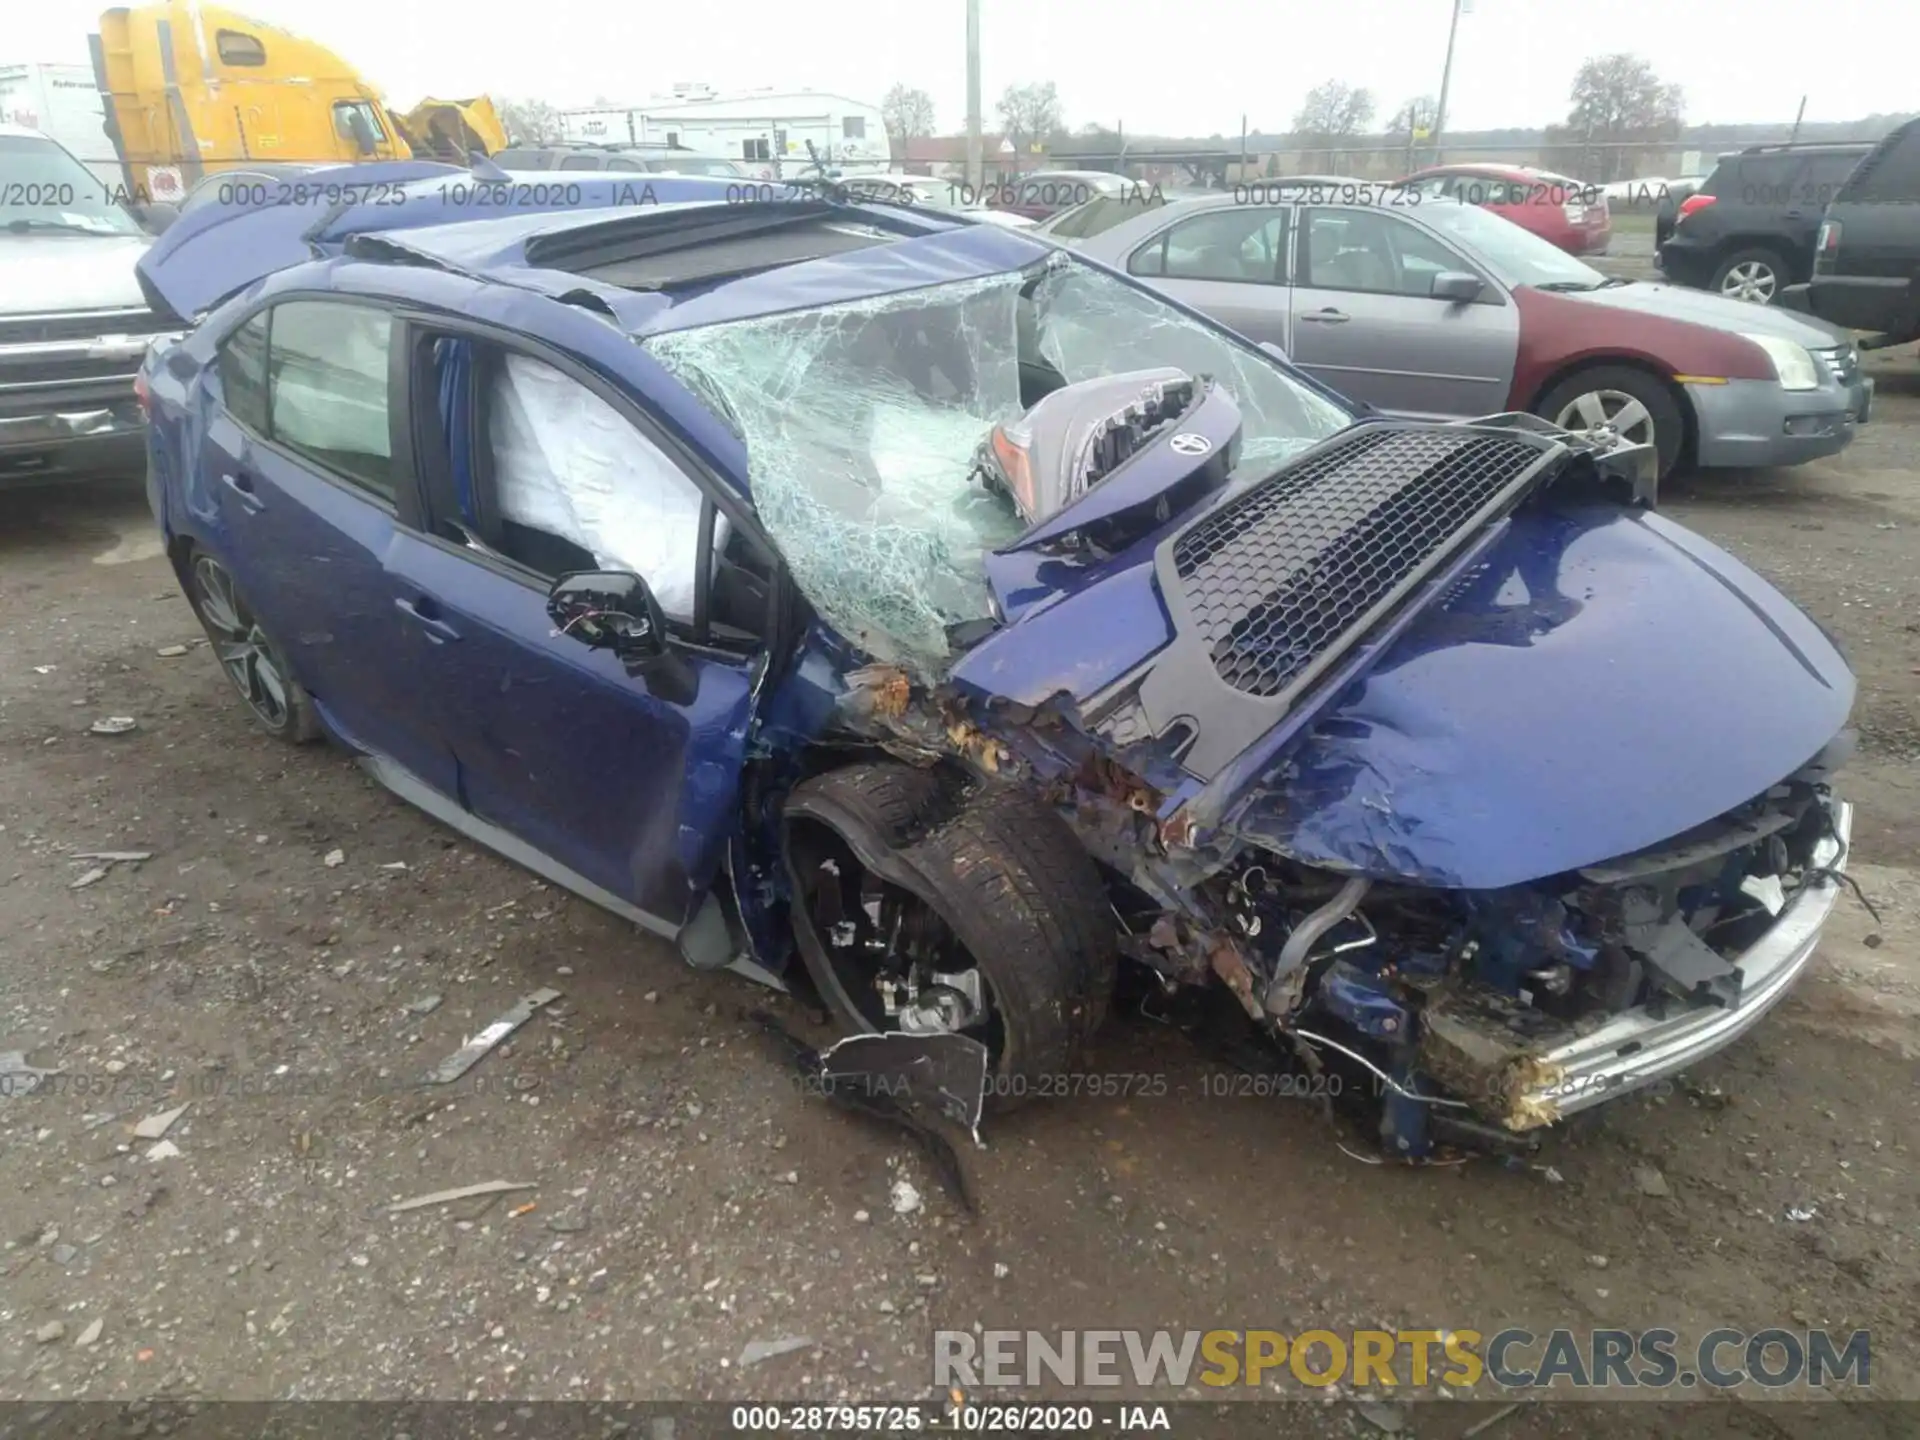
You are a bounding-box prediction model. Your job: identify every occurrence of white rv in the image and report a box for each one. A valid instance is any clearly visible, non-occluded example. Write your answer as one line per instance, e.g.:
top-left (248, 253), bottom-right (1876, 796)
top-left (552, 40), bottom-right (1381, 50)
top-left (559, 85), bottom-right (888, 178)
top-left (0, 63), bottom-right (121, 197)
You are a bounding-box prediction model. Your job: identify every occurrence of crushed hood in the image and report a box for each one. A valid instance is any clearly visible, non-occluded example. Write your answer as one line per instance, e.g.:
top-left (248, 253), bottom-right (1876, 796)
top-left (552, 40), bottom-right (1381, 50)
top-left (951, 420), bottom-right (1852, 890)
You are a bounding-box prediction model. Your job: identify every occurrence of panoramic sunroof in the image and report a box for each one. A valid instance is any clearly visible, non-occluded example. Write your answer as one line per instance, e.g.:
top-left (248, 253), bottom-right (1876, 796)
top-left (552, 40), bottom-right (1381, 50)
top-left (523, 202), bottom-right (898, 291)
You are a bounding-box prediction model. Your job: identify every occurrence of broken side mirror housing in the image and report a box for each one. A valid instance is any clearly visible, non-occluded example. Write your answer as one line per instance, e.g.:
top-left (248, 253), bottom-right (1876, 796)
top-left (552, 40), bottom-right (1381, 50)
top-left (1432, 271), bottom-right (1486, 304)
top-left (547, 570), bottom-right (666, 659)
top-left (546, 571), bottom-right (699, 703)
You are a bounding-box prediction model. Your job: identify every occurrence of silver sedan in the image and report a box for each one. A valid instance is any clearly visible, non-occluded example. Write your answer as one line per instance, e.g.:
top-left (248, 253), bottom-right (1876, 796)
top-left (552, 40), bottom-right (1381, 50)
top-left (1057, 188), bottom-right (1872, 478)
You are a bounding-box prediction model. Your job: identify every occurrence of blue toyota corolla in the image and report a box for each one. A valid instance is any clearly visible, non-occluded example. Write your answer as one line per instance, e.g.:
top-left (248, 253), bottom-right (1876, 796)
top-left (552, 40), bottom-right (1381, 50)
top-left (134, 162), bottom-right (1857, 1156)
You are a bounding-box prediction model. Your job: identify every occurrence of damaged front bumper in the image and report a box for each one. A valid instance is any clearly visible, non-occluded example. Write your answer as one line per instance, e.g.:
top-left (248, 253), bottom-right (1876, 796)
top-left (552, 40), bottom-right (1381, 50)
top-left (1512, 800), bottom-right (1852, 1129)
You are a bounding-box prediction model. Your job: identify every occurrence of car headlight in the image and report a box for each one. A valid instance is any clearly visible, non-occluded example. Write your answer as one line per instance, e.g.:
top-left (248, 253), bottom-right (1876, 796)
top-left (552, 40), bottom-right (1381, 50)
top-left (1740, 332), bottom-right (1820, 391)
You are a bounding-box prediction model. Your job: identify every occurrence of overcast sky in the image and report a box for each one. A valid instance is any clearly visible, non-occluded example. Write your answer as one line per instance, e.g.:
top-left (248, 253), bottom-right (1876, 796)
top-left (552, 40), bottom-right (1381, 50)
top-left (15, 0), bottom-right (1913, 134)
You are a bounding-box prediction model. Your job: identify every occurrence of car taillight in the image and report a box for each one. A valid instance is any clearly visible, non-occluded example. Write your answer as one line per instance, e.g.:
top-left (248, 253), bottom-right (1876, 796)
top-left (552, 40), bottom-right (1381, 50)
top-left (133, 371), bottom-right (152, 416)
top-left (1677, 193), bottom-right (1716, 222)
top-left (1818, 220), bottom-right (1842, 254)
top-left (1562, 201), bottom-right (1585, 223)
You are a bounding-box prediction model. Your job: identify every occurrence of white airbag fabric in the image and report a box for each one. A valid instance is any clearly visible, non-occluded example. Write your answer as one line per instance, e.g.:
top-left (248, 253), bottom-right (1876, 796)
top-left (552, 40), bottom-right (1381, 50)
top-left (488, 353), bottom-right (725, 620)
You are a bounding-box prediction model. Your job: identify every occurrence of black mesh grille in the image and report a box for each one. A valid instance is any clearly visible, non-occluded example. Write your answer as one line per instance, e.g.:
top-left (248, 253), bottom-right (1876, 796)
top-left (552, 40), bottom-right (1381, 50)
top-left (1172, 427), bottom-right (1546, 699)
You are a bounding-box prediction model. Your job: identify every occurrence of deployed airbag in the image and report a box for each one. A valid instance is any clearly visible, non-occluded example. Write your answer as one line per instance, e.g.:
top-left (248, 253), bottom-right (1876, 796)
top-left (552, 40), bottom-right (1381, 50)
top-left (488, 353), bottom-right (728, 620)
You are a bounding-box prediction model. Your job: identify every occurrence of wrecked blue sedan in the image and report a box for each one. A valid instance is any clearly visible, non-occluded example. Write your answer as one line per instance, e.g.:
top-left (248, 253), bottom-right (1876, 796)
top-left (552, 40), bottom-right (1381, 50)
top-left (136, 169), bottom-right (1855, 1157)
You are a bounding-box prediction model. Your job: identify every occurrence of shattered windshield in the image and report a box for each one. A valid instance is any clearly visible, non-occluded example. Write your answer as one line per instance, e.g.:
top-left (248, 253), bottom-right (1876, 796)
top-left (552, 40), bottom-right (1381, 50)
top-left (645, 253), bottom-right (1350, 674)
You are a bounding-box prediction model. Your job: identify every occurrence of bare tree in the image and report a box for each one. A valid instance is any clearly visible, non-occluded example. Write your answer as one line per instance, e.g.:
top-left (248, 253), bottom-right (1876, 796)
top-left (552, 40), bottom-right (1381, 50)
top-left (1292, 80), bottom-right (1376, 169)
top-left (882, 84), bottom-right (936, 150)
top-left (1551, 54), bottom-right (1685, 182)
top-left (498, 97), bottom-right (562, 146)
top-left (996, 82), bottom-right (1064, 159)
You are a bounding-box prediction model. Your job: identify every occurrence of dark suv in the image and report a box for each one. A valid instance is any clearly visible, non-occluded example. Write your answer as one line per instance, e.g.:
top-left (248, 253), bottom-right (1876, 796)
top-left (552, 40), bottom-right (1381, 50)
top-left (1781, 118), bottom-right (1920, 350)
top-left (1658, 142), bottom-right (1871, 304)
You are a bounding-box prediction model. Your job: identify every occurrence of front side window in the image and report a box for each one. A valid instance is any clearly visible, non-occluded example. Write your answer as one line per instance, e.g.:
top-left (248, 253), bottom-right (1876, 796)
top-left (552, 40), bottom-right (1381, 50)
top-left (266, 301), bottom-right (395, 498)
top-left (481, 352), bottom-right (722, 620)
top-left (332, 101), bottom-right (386, 154)
top-left (645, 257), bottom-right (1349, 674)
top-left (1303, 208), bottom-right (1478, 297)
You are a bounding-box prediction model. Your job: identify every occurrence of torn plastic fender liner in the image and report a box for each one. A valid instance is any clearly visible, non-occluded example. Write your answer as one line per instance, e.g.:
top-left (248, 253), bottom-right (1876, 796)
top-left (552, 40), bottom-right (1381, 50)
top-left (814, 1032), bottom-right (988, 1143)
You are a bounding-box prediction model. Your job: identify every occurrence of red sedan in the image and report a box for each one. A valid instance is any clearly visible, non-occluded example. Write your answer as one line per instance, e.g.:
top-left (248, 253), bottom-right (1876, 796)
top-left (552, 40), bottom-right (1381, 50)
top-left (1400, 163), bottom-right (1612, 256)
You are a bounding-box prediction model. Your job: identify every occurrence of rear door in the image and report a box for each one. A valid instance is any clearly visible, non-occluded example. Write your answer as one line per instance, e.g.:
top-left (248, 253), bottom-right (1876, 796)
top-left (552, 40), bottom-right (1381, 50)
top-left (197, 297), bottom-right (456, 792)
top-left (384, 322), bottom-right (764, 936)
top-left (1287, 205), bottom-right (1517, 418)
top-left (1124, 205), bottom-right (1291, 348)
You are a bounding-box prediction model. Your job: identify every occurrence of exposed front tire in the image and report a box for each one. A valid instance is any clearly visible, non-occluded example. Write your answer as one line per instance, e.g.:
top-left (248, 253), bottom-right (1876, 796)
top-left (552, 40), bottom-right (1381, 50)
top-left (1710, 247), bottom-right (1788, 305)
top-left (183, 548), bottom-right (321, 744)
top-left (1536, 364), bottom-right (1686, 481)
top-left (783, 763), bottom-right (1117, 1110)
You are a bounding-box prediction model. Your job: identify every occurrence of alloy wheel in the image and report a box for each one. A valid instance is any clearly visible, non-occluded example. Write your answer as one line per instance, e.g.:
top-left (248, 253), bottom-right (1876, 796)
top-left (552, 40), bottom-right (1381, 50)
top-left (1552, 389), bottom-right (1659, 449)
top-left (1719, 259), bottom-right (1777, 303)
top-left (191, 556), bottom-right (292, 730)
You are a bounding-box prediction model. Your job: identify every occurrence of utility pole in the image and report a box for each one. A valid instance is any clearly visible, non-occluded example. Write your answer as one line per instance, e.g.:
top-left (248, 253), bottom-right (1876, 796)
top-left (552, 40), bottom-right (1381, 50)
top-left (1431, 0), bottom-right (1465, 167)
top-left (965, 0), bottom-right (983, 191)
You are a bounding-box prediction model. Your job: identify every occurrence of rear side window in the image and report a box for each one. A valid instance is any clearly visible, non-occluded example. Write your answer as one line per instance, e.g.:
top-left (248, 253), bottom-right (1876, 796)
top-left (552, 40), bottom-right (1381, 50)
top-left (559, 153), bottom-right (602, 171)
top-left (218, 312), bottom-right (270, 433)
top-left (215, 30), bottom-right (265, 66)
top-left (1842, 127), bottom-right (1920, 203)
top-left (266, 302), bottom-right (396, 499)
top-left (1133, 207), bottom-right (1288, 283)
top-left (1711, 153), bottom-right (1798, 201)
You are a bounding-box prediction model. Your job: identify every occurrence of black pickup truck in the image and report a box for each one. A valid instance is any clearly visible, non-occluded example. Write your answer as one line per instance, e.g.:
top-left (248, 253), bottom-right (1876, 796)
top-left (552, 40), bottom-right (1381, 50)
top-left (1779, 118), bottom-right (1920, 350)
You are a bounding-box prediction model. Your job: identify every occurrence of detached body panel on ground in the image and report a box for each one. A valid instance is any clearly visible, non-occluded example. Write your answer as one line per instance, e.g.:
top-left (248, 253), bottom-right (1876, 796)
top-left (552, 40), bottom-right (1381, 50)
top-left (136, 167), bottom-right (1859, 1157)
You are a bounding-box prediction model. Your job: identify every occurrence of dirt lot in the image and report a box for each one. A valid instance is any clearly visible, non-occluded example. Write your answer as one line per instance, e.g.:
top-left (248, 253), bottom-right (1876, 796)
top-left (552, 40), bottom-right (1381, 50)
top-left (2, 354), bottom-right (1917, 1438)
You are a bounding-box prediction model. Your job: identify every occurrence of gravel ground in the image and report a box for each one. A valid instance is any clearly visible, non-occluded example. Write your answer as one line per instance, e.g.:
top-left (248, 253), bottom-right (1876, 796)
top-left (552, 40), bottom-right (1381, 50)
top-left (1, 353), bottom-right (1915, 1438)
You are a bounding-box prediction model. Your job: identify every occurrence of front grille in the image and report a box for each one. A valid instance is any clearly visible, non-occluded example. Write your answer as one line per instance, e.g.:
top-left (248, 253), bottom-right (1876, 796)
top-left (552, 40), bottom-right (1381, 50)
top-left (1815, 345), bottom-right (1859, 387)
top-left (0, 308), bottom-right (174, 347)
top-left (1172, 427), bottom-right (1547, 699)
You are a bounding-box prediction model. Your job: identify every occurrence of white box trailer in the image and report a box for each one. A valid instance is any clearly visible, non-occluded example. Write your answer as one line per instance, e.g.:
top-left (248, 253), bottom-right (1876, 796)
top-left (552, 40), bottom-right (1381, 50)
top-left (559, 86), bottom-right (888, 177)
top-left (0, 62), bottom-right (122, 198)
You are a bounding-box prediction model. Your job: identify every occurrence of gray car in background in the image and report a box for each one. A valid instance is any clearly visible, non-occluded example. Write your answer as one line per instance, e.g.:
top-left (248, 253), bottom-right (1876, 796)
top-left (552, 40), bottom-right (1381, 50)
top-left (1058, 187), bottom-right (1871, 477)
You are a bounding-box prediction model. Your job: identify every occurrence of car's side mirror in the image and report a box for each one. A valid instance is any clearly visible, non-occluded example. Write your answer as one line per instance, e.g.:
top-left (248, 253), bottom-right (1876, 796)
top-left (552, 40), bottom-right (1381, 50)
top-left (547, 570), bottom-right (667, 659)
top-left (545, 570), bottom-right (697, 704)
top-left (1431, 271), bottom-right (1485, 303)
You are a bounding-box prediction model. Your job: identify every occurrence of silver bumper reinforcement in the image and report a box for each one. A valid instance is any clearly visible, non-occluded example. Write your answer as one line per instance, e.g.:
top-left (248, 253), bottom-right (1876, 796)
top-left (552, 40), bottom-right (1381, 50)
top-left (1516, 800), bottom-right (1852, 1126)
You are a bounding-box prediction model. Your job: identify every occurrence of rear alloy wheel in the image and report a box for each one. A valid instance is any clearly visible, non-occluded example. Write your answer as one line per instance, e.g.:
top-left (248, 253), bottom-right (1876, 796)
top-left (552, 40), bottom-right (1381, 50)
top-left (783, 763), bottom-right (1116, 1110)
top-left (1710, 248), bottom-right (1785, 305)
top-left (185, 551), bottom-right (320, 743)
top-left (1538, 364), bottom-right (1685, 481)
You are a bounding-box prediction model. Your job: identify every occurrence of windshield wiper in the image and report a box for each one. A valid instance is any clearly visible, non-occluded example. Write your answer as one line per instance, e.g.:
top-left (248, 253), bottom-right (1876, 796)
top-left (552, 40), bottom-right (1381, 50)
top-left (1532, 279), bottom-right (1602, 292)
top-left (5, 217), bottom-right (121, 237)
top-left (1596, 276), bottom-right (1633, 288)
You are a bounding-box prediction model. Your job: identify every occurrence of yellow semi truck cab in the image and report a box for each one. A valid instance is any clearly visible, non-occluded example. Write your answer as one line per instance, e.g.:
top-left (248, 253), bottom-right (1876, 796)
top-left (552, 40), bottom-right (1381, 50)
top-left (90, 2), bottom-right (502, 202)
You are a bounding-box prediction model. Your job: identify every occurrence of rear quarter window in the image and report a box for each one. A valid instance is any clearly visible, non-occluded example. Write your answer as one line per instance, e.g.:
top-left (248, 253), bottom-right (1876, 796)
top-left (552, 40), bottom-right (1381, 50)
top-left (218, 312), bottom-right (270, 433)
top-left (1841, 127), bottom-right (1920, 203)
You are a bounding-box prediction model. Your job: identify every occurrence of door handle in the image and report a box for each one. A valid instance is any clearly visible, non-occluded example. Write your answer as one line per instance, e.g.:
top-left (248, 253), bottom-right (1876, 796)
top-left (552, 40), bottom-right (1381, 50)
top-left (394, 595), bottom-right (462, 644)
top-left (220, 471), bottom-right (264, 512)
top-left (1301, 308), bottom-right (1350, 324)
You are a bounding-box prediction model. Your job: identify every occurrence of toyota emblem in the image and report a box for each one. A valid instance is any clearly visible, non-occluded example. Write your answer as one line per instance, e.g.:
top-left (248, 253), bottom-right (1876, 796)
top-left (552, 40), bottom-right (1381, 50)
top-left (1169, 432), bottom-right (1212, 456)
